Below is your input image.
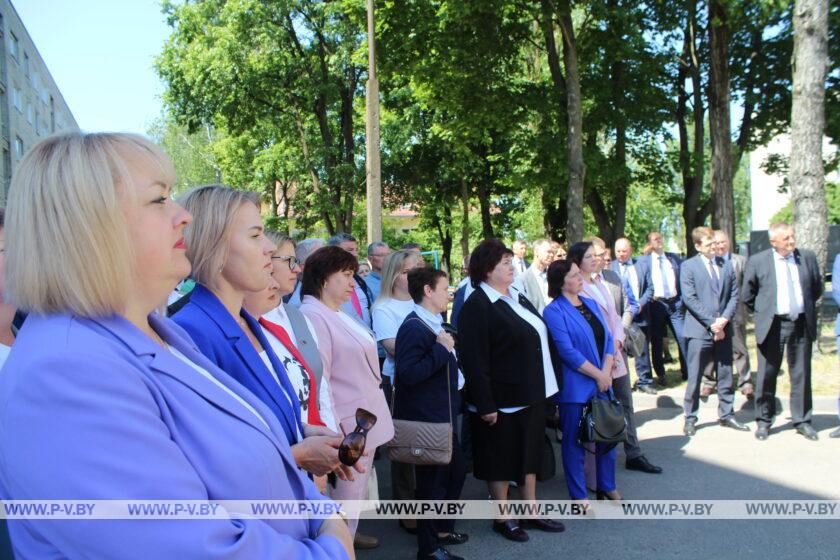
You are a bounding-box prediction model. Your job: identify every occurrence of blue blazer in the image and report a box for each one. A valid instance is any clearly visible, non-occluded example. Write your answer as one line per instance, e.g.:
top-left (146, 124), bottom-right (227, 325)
top-left (544, 295), bottom-right (614, 404)
top-left (393, 312), bottom-right (461, 424)
top-left (173, 284), bottom-right (305, 445)
top-left (0, 313), bottom-right (345, 560)
top-left (833, 254), bottom-right (840, 336)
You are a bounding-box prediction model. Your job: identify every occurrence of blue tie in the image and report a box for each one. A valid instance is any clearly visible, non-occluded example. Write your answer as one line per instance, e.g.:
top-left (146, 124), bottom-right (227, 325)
top-left (659, 255), bottom-right (672, 298)
top-left (709, 258), bottom-right (720, 296)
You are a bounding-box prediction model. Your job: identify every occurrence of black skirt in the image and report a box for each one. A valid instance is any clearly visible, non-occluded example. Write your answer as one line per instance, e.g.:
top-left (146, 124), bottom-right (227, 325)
top-left (469, 404), bottom-right (547, 483)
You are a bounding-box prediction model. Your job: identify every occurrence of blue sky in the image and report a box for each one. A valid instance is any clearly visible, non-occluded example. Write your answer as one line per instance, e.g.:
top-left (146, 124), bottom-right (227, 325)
top-left (14, 0), bottom-right (170, 134)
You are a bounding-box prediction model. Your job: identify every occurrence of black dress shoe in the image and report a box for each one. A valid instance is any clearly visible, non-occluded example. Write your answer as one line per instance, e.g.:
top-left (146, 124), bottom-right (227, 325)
top-left (635, 384), bottom-right (658, 395)
top-left (796, 424), bottom-right (819, 441)
top-left (719, 417), bottom-right (751, 431)
top-left (520, 518), bottom-right (565, 532)
top-left (626, 455), bottom-right (663, 474)
top-left (399, 519), bottom-right (418, 535)
top-left (830, 426), bottom-right (840, 439)
top-left (418, 547), bottom-right (464, 560)
top-left (755, 425), bottom-right (769, 440)
top-left (683, 420), bottom-right (697, 436)
top-left (437, 532), bottom-right (469, 545)
top-left (656, 376), bottom-right (667, 387)
top-left (492, 520), bottom-right (529, 542)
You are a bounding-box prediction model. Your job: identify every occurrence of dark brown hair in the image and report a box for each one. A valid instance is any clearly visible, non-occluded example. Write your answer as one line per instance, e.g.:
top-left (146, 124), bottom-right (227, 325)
top-left (547, 259), bottom-right (575, 299)
top-left (468, 239), bottom-right (513, 288)
top-left (408, 266), bottom-right (448, 303)
top-left (300, 245), bottom-right (359, 299)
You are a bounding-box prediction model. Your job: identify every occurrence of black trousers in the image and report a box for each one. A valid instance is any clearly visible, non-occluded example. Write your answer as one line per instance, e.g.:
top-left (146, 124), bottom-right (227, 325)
top-left (416, 433), bottom-right (467, 556)
top-left (648, 299), bottom-right (688, 379)
top-left (756, 315), bottom-right (812, 427)
top-left (702, 321), bottom-right (752, 390)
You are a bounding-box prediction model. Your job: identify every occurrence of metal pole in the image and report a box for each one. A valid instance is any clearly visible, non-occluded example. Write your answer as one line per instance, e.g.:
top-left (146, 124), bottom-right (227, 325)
top-left (365, 0), bottom-right (382, 243)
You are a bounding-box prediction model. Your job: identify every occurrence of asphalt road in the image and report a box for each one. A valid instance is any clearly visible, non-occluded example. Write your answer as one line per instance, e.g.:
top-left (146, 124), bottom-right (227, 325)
top-left (358, 392), bottom-right (840, 560)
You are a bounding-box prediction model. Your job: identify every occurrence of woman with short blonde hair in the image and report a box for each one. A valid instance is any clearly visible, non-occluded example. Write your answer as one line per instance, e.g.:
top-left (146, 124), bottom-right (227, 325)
top-left (0, 132), bottom-right (352, 559)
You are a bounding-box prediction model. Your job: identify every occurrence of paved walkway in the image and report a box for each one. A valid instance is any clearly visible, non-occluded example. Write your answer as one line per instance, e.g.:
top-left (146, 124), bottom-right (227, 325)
top-left (358, 395), bottom-right (840, 560)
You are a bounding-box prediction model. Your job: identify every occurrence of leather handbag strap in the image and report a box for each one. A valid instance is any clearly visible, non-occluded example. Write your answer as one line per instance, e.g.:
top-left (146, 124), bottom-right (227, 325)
top-left (391, 318), bottom-right (453, 427)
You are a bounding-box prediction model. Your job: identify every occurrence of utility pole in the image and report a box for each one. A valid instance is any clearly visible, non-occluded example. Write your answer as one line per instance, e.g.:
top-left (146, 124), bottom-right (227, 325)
top-left (365, 0), bottom-right (382, 243)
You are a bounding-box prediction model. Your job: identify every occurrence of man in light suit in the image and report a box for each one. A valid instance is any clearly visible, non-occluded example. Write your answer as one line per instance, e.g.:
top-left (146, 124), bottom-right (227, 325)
top-left (644, 231), bottom-right (688, 384)
top-left (742, 223), bottom-right (823, 441)
top-left (521, 238), bottom-right (555, 313)
top-left (512, 239), bottom-right (530, 278)
top-left (680, 227), bottom-right (750, 436)
top-left (701, 230), bottom-right (753, 399)
top-left (611, 238), bottom-right (657, 394)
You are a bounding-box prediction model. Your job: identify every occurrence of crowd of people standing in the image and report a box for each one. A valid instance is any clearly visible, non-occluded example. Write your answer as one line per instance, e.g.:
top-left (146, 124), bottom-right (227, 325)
top-left (0, 131), bottom-right (837, 560)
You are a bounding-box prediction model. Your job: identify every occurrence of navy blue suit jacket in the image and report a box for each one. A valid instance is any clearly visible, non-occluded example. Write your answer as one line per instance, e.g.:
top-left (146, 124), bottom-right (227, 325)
top-left (611, 258), bottom-right (654, 325)
top-left (393, 312), bottom-right (461, 423)
top-left (173, 284), bottom-right (305, 445)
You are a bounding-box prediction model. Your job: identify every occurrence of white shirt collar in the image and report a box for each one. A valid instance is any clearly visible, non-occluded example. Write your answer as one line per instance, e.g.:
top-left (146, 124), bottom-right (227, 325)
top-left (774, 250), bottom-right (794, 261)
top-left (480, 281), bottom-right (523, 303)
top-left (414, 304), bottom-right (443, 332)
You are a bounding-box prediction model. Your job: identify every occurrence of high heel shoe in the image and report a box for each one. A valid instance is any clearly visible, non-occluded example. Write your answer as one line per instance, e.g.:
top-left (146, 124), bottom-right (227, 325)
top-left (596, 490), bottom-right (622, 503)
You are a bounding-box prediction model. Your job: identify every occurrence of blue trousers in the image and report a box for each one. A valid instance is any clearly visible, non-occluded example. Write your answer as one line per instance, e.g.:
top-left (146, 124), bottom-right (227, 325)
top-left (559, 403), bottom-right (616, 499)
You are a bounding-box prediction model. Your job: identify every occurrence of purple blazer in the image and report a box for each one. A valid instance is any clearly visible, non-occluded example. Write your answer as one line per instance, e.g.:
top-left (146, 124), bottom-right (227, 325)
top-left (0, 312), bottom-right (347, 560)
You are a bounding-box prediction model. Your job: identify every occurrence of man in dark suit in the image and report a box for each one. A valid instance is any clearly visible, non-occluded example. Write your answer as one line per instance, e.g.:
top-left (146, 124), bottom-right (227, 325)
top-left (701, 230), bottom-right (754, 399)
top-left (680, 227), bottom-right (750, 436)
top-left (612, 237), bottom-right (656, 393)
top-left (643, 231), bottom-right (688, 385)
top-left (742, 222), bottom-right (823, 441)
top-left (511, 239), bottom-right (530, 278)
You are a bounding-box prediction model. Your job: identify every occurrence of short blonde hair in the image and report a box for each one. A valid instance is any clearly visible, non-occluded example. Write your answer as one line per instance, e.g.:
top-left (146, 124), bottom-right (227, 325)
top-left (6, 131), bottom-right (175, 316)
top-left (179, 184), bottom-right (260, 288)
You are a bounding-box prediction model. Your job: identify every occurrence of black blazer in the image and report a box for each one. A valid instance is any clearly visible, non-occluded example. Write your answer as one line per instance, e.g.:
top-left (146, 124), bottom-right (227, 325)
top-left (742, 248), bottom-right (823, 344)
top-left (393, 312), bottom-right (461, 424)
top-left (457, 286), bottom-right (564, 415)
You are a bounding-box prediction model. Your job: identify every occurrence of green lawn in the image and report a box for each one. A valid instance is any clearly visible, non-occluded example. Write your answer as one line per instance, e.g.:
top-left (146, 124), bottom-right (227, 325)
top-left (660, 323), bottom-right (839, 397)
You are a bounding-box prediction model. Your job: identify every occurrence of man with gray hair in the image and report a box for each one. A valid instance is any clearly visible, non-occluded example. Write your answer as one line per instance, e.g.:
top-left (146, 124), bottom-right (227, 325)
top-left (742, 222), bottom-right (823, 441)
top-left (328, 233), bottom-right (373, 328)
top-left (366, 241), bottom-right (391, 303)
top-left (286, 238), bottom-right (324, 307)
top-left (520, 239), bottom-right (555, 312)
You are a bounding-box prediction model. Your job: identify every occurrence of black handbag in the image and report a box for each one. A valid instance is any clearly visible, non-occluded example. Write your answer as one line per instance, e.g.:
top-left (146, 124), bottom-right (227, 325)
top-left (578, 389), bottom-right (627, 455)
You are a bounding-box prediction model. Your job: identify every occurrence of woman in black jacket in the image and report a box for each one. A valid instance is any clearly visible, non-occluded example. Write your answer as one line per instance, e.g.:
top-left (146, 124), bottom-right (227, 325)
top-left (457, 239), bottom-right (565, 543)
top-left (394, 267), bottom-right (467, 560)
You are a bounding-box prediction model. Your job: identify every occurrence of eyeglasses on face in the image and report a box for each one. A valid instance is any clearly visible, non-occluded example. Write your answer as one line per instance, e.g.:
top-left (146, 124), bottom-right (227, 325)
top-left (338, 408), bottom-right (377, 466)
top-left (271, 255), bottom-right (300, 270)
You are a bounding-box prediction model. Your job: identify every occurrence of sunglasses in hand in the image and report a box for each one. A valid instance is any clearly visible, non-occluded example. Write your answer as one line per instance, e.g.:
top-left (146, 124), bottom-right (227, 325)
top-left (338, 408), bottom-right (377, 467)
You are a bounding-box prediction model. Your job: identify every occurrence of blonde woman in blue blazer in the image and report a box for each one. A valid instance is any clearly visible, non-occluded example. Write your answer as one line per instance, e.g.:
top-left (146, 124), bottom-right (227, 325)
top-left (0, 133), bottom-right (352, 559)
top-left (543, 260), bottom-right (620, 503)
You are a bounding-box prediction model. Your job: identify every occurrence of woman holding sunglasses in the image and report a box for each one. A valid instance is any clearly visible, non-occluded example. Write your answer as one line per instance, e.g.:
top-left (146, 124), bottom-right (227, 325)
top-left (173, 186), bottom-right (348, 481)
top-left (0, 133), bottom-right (351, 559)
top-left (300, 246), bottom-right (394, 545)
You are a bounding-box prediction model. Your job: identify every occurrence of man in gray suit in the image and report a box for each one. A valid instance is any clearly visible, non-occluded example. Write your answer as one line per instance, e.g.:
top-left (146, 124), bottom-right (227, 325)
top-left (590, 237), bottom-right (662, 473)
top-left (742, 222), bottom-right (823, 441)
top-left (700, 230), bottom-right (754, 399)
top-left (521, 238), bottom-right (555, 312)
top-left (680, 227), bottom-right (750, 436)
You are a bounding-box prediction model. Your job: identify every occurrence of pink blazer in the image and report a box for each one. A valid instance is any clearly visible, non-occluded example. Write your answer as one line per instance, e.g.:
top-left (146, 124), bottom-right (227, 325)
top-left (582, 279), bottom-right (628, 379)
top-left (300, 296), bottom-right (394, 449)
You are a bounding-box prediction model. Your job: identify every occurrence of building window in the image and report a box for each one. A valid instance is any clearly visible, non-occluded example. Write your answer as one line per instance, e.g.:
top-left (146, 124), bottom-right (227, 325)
top-left (23, 53), bottom-right (30, 76)
top-left (26, 103), bottom-right (33, 124)
top-left (12, 87), bottom-right (22, 112)
top-left (14, 137), bottom-right (24, 160)
top-left (9, 32), bottom-right (19, 60)
top-left (35, 112), bottom-right (41, 136)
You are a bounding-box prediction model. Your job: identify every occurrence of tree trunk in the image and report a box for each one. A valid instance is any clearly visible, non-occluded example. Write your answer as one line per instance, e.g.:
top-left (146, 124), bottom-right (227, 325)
top-left (460, 179), bottom-right (470, 262)
top-left (477, 179), bottom-right (494, 239)
top-left (708, 0), bottom-right (736, 244)
top-left (789, 0), bottom-right (829, 270)
top-left (558, 4), bottom-right (585, 244)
